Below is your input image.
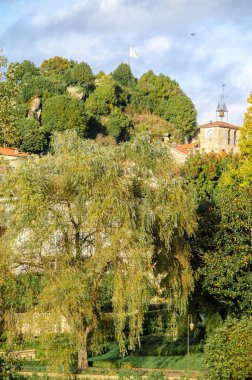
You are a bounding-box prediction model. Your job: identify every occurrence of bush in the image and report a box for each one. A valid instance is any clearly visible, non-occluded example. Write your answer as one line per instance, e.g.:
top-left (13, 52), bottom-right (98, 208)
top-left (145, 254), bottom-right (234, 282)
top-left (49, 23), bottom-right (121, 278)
top-left (0, 355), bottom-right (25, 380)
top-left (205, 315), bottom-right (252, 380)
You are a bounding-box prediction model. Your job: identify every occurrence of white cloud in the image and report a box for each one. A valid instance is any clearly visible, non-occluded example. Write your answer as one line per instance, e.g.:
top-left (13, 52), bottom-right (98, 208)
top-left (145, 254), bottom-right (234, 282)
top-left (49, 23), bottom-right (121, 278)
top-left (143, 36), bottom-right (172, 54)
top-left (0, 0), bottom-right (251, 126)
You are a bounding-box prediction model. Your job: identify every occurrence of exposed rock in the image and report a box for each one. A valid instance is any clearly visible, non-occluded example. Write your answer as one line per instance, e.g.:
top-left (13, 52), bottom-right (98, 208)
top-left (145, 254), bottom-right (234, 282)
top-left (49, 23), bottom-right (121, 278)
top-left (28, 96), bottom-right (41, 119)
top-left (67, 86), bottom-right (84, 100)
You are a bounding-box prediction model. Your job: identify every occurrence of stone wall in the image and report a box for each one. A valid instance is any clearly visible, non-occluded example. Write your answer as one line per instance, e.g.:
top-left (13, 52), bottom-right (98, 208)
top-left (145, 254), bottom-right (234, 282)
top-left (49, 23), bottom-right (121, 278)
top-left (199, 126), bottom-right (240, 153)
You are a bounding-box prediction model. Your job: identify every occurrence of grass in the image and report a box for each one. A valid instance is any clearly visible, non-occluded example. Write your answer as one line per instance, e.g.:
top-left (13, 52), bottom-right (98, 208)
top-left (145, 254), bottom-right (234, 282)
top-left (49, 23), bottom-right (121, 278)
top-left (89, 343), bottom-right (206, 371)
top-left (0, 335), bottom-right (206, 373)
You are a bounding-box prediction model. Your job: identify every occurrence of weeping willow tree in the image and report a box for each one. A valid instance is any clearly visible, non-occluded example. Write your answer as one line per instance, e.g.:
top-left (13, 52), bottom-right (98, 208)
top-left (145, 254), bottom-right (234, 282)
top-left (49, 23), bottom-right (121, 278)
top-left (1, 131), bottom-right (196, 370)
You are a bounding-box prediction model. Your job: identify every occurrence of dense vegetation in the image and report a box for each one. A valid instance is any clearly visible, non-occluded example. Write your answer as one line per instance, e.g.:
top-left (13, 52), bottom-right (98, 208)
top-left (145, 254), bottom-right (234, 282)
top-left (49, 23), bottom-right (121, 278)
top-left (0, 52), bottom-right (251, 379)
top-left (0, 56), bottom-right (197, 153)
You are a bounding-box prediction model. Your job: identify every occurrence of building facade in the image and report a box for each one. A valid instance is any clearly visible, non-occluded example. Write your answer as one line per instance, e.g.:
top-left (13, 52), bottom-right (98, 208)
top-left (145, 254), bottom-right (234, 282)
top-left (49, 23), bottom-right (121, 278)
top-left (198, 121), bottom-right (241, 154)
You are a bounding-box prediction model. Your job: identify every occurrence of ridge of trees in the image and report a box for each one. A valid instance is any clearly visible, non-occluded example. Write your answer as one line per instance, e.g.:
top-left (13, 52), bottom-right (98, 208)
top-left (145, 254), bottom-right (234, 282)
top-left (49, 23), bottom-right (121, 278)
top-left (0, 55), bottom-right (197, 153)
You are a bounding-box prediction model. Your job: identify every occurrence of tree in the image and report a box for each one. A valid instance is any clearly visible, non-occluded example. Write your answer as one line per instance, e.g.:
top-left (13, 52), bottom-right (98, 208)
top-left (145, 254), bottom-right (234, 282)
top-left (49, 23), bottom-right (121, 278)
top-left (17, 118), bottom-right (48, 154)
top-left (65, 62), bottom-right (95, 93)
top-left (205, 316), bottom-right (252, 380)
top-left (2, 131), bottom-right (196, 370)
top-left (112, 63), bottom-right (135, 87)
top-left (8, 60), bottom-right (39, 82)
top-left (159, 95), bottom-right (197, 142)
top-left (184, 149), bottom-right (252, 315)
top-left (0, 56), bottom-right (20, 146)
top-left (131, 71), bottom-right (197, 142)
top-left (182, 153), bottom-right (241, 319)
top-left (191, 95), bottom-right (252, 315)
top-left (20, 74), bottom-right (66, 102)
top-left (40, 56), bottom-right (73, 76)
top-left (41, 95), bottom-right (87, 137)
top-left (85, 75), bottom-right (127, 117)
top-left (105, 107), bottom-right (132, 142)
top-left (239, 93), bottom-right (252, 159)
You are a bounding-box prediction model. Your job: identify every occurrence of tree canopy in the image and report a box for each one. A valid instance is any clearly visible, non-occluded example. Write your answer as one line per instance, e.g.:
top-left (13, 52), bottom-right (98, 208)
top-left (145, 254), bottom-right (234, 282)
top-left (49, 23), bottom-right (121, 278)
top-left (112, 63), bottom-right (135, 87)
top-left (0, 54), bottom-right (198, 152)
top-left (42, 94), bottom-right (87, 137)
top-left (1, 131), bottom-right (196, 370)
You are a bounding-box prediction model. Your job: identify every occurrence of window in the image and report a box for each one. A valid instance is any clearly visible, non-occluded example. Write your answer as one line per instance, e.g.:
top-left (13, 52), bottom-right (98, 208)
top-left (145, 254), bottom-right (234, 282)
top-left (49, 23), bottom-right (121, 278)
top-left (228, 129), bottom-right (230, 144)
top-left (234, 130), bottom-right (237, 145)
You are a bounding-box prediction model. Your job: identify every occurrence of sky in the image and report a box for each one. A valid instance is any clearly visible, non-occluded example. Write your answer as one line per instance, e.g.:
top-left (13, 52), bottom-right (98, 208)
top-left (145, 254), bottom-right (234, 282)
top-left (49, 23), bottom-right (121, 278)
top-left (0, 0), bottom-right (251, 126)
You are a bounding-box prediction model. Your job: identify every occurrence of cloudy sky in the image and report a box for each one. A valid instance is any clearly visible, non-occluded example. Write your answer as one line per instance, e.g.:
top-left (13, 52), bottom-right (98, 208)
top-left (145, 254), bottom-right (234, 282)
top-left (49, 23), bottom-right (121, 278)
top-left (0, 0), bottom-right (251, 125)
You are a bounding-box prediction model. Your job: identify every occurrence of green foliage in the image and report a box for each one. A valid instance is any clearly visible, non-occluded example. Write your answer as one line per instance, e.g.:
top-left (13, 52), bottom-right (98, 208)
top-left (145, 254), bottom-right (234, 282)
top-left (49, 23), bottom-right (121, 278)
top-left (106, 107), bottom-right (132, 141)
top-left (201, 159), bottom-right (252, 314)
top-left (65, 62), bottom-right (95, 92)
top-left (41, 95), bottom-right (87, 137)
top-left (239, 93), bottom-right (252, 158)
top-left (8, 60), bottom-right (39, 82)
top-left (17, 118), bottom-right (48, 154)
top-left (112, 63), bottom-right (136, 87)
top-left (85, 75), bottom-right (127, 117)
top-left (205, 316), bottom-right (252, 380)
top-left (0, 56), bottom-right (20, 146)
top-left (0, 355), bottom-right (24, 380)
top-left (131, 71), bottom-right (197, 142)
top-left (183, 153), bottom-right (239, 205)
top-left (2, 131), bottom-right (196, 370)
top-left (136, 71), bottom-right (182, 110)
top-left (20, 74), bottom-right (65, 102)
top-left (159, 94), bottom-right (197, 141)
top-left (40, 56), bottom-right (73, 76)
top-left (0, 54), bottom-right (197, 146)
top-left (184, 152), bottom-right (252, 315)
top-left (205, 312), bottom-right (223, 337)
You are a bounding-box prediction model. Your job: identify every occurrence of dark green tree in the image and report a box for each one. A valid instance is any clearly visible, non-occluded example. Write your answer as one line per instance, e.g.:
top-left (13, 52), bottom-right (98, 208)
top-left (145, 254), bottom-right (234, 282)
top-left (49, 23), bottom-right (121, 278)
top-left (106, 107), bottom-right (132, 142)
top-left (112, 63), bottom-right (135, 87)
top-left (85, 75), bottom-right (127, 117)
top-left (20, 74), bottom-right (66, 102)
top-left (42, 95), bottom-right (87, 137)
top-left (130, 71), bottom-right (197, 142)
top-left (17, 118), bottom-right (48, 154)
top-left (134, 70), bottom-right (182, 112)
top-left (8, 60), bottom-right (39, 82)
top-left (66, 62), bottom-right (95, 92)
top-left (159, 94), bottom-right (197, 142)
top-left (200, 159), bottom-right (252, 314)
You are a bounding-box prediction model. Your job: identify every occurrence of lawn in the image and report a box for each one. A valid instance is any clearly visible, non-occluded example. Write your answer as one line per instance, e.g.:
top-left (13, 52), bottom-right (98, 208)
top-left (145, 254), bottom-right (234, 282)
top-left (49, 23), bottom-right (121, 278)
top-left (89, 343), bottom-right (206, 371)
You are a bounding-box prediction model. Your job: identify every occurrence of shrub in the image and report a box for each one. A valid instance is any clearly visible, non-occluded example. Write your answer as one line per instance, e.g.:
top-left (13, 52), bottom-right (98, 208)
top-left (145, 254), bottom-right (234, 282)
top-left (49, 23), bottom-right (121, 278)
top-left (205, 315), bottom-right (252, 380)
top-left (0, 355), bottom-right (25, 380)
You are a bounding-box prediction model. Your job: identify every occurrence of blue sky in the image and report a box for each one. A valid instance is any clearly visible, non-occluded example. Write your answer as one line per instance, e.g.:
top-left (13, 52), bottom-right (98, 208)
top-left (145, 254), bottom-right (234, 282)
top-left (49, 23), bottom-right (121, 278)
top-left (0, 0), bottom-right (251, 125)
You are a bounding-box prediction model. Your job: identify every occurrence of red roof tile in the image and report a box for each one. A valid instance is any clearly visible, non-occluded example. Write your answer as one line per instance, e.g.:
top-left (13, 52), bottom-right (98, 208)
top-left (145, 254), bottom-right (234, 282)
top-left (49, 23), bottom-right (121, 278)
top-left (0, 147), bottom-right (30, 157)
top-left (199, 121), bottom-right (241, 129)
top-left (172, 143), bottom-right (198, 155)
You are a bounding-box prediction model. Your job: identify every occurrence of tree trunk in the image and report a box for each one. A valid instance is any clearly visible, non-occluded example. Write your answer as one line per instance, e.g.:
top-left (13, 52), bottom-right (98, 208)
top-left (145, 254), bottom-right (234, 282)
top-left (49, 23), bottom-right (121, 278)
top-left (78, 326), bottom-right (91, 371)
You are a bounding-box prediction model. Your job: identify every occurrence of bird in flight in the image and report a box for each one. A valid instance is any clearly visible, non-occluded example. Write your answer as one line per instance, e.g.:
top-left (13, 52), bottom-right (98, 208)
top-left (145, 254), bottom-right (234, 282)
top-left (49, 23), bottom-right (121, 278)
top-left (190, 33), bottom-right (197, 36)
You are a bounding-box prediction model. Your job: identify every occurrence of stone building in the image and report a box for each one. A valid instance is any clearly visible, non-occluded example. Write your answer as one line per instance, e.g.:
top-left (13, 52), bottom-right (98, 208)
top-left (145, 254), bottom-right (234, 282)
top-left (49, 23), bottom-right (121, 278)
top-left (198, 120), bottom-right (241, 154)
top-left (169, 120), bottom-right (241, 164)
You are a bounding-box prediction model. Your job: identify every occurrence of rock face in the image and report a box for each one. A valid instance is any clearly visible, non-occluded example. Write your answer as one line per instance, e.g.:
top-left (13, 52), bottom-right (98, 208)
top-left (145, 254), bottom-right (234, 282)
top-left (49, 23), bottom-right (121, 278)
top-left (28, 97), bottom-right (41, 120)
top-left (67, 86), bottom-right (84, 100)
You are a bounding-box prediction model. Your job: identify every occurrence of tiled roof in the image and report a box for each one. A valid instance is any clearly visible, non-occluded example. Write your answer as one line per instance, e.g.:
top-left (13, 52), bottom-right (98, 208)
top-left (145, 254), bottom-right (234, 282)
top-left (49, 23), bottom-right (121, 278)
top-left (171, 143), bottom-right (198, 155)
top-left (199, 121), bottom-right (241, 130)
top-left (0, 147), bottom-right (30, 157)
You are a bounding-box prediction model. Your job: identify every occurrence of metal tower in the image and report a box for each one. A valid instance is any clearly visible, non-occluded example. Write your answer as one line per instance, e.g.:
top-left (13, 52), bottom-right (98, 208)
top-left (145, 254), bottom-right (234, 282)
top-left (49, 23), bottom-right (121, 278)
top-left (216, 84), bottom-right (228, 122)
